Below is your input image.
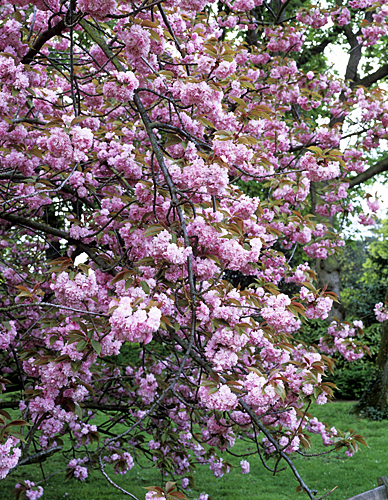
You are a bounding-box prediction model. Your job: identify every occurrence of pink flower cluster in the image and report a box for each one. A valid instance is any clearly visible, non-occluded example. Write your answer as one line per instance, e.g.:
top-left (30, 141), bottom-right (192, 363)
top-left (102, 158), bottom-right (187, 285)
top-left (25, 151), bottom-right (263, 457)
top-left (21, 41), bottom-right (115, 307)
top-left (261, 293), bottom-right (301, 333)
top-left (78, 0), bottom-right (117, 19)
top-left (0, 320), bottom-right (16, 349)
top-left (149, 230), bottom-right (192, 265)
top-left (0, 436), bottom-right (21, 479)
top-left (68, 458), bottom-right (89, 481)
top-left (198, 384), bottom-right (238, 411)
top-left (297, 8), bottom-right (329, 28)
top-left (109, 296), bottom-right (161, 344)
top-left (103, 71), bottom-right (139, 103)
top-left (15, 481), bottom-right (44, 500)
top-left (307, 418), bottom-right (337, 446)
top-left (374, 302), bottom-right (388, 322)
top-left (319, 321), bottom-right (365, 362)
top-left (300, 287), bottom-right (333, 320)
top-left (51, 271), bottom-right (98, 309)
top-left (300, 153), bottom-right (340, 182)
top-left (103, 452), bottom-right (134, 474)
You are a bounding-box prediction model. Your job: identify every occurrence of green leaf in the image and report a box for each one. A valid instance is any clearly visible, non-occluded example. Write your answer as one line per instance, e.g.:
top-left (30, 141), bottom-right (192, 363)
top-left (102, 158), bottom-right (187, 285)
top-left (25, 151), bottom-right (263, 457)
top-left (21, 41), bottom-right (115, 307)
top-left (91, 339), bottom-right (101, 356)
top-left (140, 281), bottom-right (150, 294)
top-left (74, 403), bottom-right (83, 419)
top-left (71, 360), bottom-right (82, 373)
top-left (143, 224), bottom-right (165, 238)
top-left (6, 430), bottom-right (26, 442)
top-left (76, 340), bottom-right (88, 352)
top-left (5, 420), bottom-right (31, 428)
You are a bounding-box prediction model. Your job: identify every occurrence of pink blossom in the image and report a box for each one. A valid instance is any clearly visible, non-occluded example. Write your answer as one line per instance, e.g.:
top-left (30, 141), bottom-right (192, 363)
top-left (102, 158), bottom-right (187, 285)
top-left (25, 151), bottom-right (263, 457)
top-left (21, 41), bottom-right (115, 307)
top-left (23, 481), bottom-right (44, 500)
top-left (119, 24), bottom-right (151, 59)
top-left (109, 297), bottom-right (161, 344)
top-left (209, 457), bottom-right (229, 478)
top-left (103, 71), bottom-right (139, 103)
top-left (149, 230), bottom-right (192, 265)
top-left (0, 437), bottom-right (21, 479)
top-left (0, 320), bottom-right (17, 349)
top-left (300, 153), bottom-right (340, 182)
top-left (240, 460), bottom-right (250, 474)
top-left (375, 302), bottom-right (388, 322)
top-left (199, 384), bottom-right (238, 411)
top-left (47, 128), bottom-right (73, 159)
top-left (145, 491), bottom-right (166, 500)
top-left (68, 458), bottom-right (89, 481)
top-left (367, 197), bottom-right (380, 212)
top-left (77, 0), bottom-right (117, 19)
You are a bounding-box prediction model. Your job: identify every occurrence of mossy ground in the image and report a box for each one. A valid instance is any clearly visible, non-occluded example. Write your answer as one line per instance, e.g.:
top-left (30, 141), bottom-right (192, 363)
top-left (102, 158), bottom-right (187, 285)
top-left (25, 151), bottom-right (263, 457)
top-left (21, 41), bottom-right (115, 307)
top-left (1, 401), bottom-right (388, 500)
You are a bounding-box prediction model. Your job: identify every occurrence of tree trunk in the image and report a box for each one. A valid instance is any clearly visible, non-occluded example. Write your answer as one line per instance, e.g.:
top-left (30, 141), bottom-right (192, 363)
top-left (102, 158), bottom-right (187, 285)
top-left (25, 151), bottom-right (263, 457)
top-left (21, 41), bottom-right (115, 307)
top-left (311, 185), bottom-right (345, 322)
top-left (354, 286), bottom-right (388, 418)
top-left (316, 255), bottom-right (345, 322)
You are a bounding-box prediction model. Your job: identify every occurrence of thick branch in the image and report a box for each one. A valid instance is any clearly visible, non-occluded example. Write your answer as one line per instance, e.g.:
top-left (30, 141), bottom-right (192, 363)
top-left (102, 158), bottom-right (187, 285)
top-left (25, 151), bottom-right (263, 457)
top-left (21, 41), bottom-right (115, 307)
top-left (22, 19), bottom-right (67, 65)
top-left (0, 211), bottom-right (69, 239)
top-left (16, 446), bottom-right (63, 467)
top-left (343, 25), bottom-right (362, 82)
top-left (354, 63), bottom-right (388, 88)
top-left (348, 156), bottom-right (388, 188)
top-left (79, 19), bottom-right (124, 72)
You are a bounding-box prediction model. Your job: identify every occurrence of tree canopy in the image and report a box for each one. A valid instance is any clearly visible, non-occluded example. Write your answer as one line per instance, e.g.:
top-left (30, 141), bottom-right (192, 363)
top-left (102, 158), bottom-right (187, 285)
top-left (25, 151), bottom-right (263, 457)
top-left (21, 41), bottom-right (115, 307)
top-left (0, 1), bottom-right (388, 499)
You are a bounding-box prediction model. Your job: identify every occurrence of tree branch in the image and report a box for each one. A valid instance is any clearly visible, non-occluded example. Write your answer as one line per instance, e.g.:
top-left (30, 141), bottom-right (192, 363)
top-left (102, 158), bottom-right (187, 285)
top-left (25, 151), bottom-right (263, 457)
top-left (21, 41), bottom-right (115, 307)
top-left (0, 401), bottom-right (128, 410)
top-left (354, 63), bottom-right (388, 88)
top-left (348, 156), bottom-right (388, 188)
top-left (16, 446), bottom-right (63, 467)
top-left (170, 331), bottom-right (316, 500)
top-left (0, 212), bottom-right (115, 274)
top-left (343, 25), bottom-right (362, 82)
top-left (22, 19), bottom-right (67, 65)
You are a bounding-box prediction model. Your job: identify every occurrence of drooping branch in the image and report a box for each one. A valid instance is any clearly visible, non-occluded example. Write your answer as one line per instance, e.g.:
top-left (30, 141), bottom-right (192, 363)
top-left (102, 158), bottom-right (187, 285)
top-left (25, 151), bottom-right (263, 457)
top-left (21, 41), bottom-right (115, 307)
top-left (170, 331), bottom-right (316, 500)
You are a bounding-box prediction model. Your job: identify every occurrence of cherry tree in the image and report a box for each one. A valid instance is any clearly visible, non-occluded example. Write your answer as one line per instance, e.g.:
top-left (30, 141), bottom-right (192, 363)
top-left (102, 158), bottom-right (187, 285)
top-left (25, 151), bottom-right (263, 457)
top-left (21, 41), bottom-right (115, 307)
top-left (0, 0), bottom-right (387, 499)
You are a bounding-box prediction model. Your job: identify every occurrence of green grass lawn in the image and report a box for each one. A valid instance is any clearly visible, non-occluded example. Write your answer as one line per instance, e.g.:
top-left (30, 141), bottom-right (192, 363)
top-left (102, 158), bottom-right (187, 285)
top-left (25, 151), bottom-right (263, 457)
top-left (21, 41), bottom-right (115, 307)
top-left (1, 401), bottom-right (388, 500)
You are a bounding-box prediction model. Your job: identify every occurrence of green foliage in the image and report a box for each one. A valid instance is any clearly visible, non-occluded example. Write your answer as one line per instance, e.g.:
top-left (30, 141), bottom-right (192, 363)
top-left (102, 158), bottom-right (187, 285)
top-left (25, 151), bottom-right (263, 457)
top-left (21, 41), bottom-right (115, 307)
top-left (362, 219), bottom-right (388, 285)
top-left (359, 405), bottom-right (388, 421)
top-left (328, 225), bottom-right (388, 400)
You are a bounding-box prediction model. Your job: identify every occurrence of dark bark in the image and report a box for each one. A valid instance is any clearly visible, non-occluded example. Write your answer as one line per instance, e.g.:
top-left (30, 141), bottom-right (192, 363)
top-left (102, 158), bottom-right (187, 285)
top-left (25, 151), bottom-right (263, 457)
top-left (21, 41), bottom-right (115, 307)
top-left (22, 19), bottom-right (67, 65)
top-left (348, 156), bottom-right (388, 188)
top-left (353, 63), bottom-right (388, 89)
